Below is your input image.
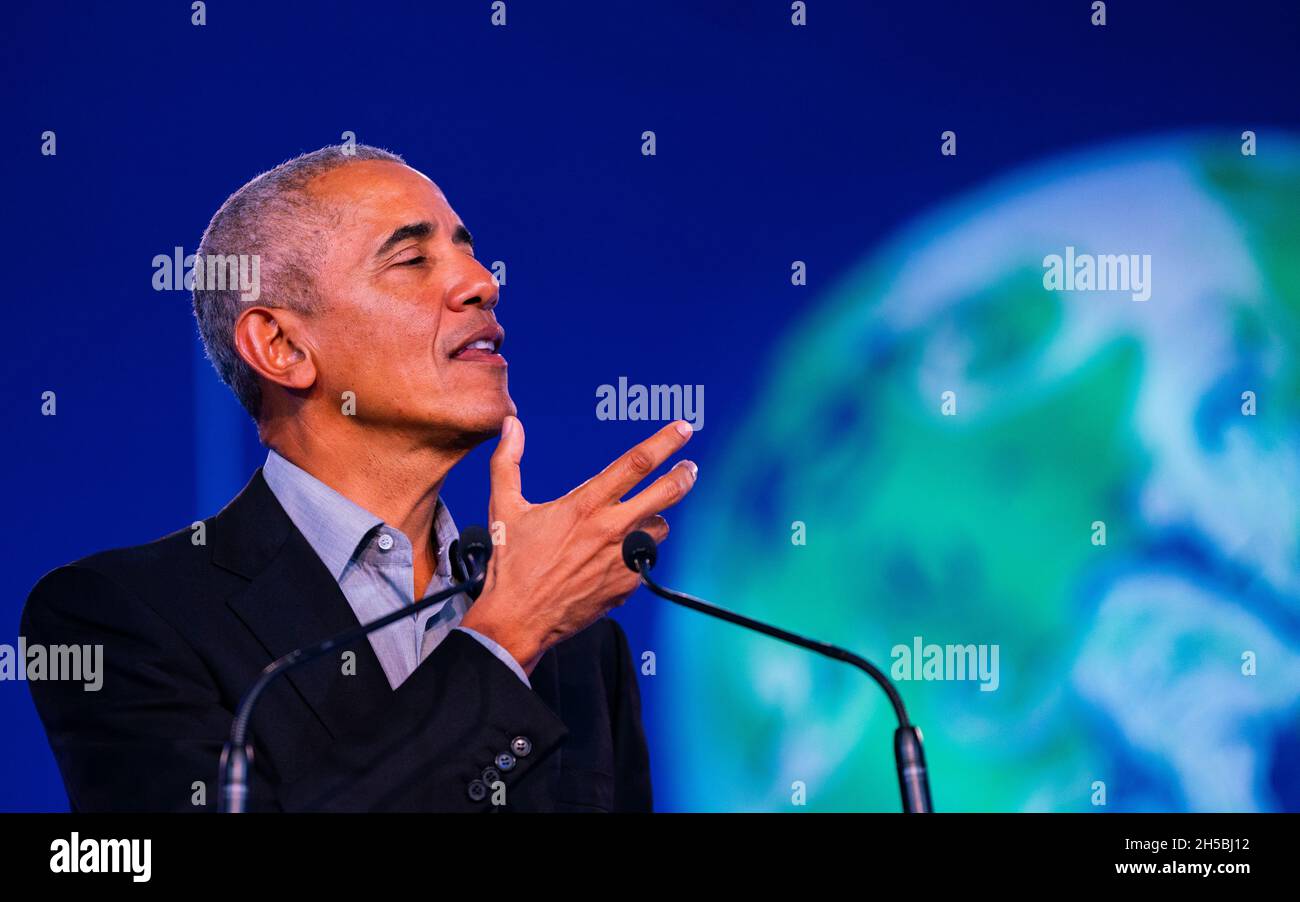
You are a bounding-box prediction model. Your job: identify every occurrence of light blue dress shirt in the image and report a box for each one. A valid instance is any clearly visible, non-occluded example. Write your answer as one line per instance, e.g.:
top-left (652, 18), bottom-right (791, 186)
top-left (262, 449), bottom-right (529, 689)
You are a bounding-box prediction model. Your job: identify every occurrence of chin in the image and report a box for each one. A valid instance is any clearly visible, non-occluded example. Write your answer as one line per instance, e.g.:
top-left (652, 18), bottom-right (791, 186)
top-left (435, 396), bottom-right (515, 447)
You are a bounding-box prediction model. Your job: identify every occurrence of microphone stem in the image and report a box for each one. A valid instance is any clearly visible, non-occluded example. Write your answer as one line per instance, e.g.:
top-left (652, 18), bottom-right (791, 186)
top-left (636, 565), bottom-right (933, 813)
top-left (637, 568), bottom-right (909, 726)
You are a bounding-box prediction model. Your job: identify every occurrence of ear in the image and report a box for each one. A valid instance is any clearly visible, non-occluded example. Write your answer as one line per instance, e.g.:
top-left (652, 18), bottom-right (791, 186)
top-left (232, 306), bottom-right (318, 393)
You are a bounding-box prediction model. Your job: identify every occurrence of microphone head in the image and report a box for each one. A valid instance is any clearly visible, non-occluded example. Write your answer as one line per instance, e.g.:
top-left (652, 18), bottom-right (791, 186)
top-left (460, 527), bottom-right (493, 561)
top-left (458, 524), bottom-right (494, 568)
top-left (622, 530), bottom-right (658, 573)
top-left (452, 526), bottom-right (494, 596)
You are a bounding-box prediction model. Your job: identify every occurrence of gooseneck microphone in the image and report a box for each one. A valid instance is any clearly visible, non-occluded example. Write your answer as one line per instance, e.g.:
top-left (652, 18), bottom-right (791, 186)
top-left (621, 530), bottom-right (934, 813)
top-left (218, 525), bottom-right (495, 813)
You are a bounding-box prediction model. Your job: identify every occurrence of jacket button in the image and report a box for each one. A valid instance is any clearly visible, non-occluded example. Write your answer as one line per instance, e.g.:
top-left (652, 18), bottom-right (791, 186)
top-left (467, 779), bottom-right (488, 802)
top-left (495, 752), bottom-right (517, 772)
top-left (481, 766), bottom-right (502, 785)
top-left (511, 736), bottom-right (533, 758)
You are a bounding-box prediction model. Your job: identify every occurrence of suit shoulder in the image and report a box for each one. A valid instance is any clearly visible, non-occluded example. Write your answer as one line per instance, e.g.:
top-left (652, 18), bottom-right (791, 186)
top-left (23, 522), bottom-right (216, 628)
top-left (74, 521), bottom-right (208, 576)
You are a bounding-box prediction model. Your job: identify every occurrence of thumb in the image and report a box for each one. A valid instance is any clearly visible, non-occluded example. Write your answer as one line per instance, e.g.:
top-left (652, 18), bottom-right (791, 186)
top-left (489, 415), bottom-right (525, 506)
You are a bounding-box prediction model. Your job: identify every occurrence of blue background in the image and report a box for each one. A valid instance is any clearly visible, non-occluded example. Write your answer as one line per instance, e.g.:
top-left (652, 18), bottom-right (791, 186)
top-left (2, 0), bottom-right (1298, 811)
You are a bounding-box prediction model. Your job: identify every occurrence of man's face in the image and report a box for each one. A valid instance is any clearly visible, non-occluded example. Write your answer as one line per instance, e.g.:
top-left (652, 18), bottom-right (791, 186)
top-left (300, 160), bottom-right (510, 446)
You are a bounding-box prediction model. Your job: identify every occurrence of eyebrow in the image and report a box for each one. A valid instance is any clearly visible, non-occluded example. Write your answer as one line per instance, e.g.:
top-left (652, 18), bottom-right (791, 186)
top-left (374, 221), bottom-right (475, 258)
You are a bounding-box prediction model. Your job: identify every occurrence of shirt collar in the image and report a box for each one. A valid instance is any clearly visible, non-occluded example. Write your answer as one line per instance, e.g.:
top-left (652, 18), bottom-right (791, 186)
top-left (262, 449), bottom-right (458, 584)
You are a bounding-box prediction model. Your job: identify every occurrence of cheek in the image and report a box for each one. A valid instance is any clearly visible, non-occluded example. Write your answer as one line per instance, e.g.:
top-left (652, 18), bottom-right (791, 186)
top-left (325, 300), bottom-right (441, 373)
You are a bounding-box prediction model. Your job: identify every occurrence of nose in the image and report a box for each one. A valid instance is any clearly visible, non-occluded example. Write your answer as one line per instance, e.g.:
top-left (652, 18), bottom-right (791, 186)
top-left (448, 259), bottom-right (500, 313)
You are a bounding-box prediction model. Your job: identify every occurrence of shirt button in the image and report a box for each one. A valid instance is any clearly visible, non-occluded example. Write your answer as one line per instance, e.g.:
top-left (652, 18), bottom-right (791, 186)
top-left (511, 736), bottom-right (533, 758)
top-left (495, 752), bottom-right (517, 772)
top-left (376, 533), bottom-right (394, 551)
top-left (481, 766), bottom-right (501, 785)
top-left (467, 779), bottom-right (488, 802)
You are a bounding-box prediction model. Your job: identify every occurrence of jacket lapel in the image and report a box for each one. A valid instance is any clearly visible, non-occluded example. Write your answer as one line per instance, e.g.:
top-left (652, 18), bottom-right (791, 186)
top-left (213, 469), bottom-right (394, 739)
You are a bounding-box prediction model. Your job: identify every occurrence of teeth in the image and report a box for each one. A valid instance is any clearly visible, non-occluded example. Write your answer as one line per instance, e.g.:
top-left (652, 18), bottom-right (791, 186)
top-left (465, 340), bottom-right (495, 352)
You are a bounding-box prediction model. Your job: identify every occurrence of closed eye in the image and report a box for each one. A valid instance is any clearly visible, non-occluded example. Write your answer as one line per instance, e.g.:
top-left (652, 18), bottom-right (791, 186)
top-left (395, 256), bottom-right (426, 267)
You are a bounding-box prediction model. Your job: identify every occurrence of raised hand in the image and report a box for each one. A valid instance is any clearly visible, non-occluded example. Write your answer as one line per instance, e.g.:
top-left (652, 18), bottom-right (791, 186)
top-left (459, 416), bottom-right (698, 674)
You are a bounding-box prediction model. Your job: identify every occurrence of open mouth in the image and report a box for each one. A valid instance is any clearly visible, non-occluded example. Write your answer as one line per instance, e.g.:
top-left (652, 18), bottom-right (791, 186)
top-left (450, 328), bottom-right (506, 364)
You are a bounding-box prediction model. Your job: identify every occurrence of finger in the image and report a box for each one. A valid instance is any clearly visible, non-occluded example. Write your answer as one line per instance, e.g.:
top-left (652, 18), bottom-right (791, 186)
top-left (620, 459), bottom-right (697, 522)
top-left (580, 420), bottom-right (694, 506)
top-left (489, 415), bottom-right (526, 509)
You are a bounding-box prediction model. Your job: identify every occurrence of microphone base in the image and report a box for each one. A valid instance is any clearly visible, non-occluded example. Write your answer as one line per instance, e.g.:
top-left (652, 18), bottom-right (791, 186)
top-left (218, 742), bottom-right (251, 814)
top-left (895, 726), bottom-right (933, 813)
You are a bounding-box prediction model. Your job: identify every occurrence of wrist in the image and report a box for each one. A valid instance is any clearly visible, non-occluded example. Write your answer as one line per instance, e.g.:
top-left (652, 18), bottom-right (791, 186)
top-left (460, 602), bottom-right (544, 674)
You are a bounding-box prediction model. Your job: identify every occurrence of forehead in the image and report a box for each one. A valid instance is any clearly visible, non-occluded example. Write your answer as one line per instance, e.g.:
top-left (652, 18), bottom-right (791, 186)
top-left (306, 160), bottom-right (456, 241)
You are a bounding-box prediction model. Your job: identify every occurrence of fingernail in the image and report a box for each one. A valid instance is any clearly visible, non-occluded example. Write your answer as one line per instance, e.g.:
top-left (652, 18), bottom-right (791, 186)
top-left (501, 416), bottom-right (515, 438)
top-left (682, 460), bottom-right (698, 478)
top-left (675, 421), bottom-right (693, 438)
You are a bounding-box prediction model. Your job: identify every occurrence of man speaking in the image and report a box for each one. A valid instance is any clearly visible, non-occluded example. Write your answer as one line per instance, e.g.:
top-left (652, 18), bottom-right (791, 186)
top-left (21, 145), bottom-right (698, 812)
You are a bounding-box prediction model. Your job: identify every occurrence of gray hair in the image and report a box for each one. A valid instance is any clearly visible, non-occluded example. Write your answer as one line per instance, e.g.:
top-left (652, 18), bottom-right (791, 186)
top-left (192, 144), bottom-right (405, 420)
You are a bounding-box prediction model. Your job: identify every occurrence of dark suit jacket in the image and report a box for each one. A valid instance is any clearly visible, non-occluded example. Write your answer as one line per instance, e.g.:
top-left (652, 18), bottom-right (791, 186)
top-left (21, 469), bottom-right (653, 812)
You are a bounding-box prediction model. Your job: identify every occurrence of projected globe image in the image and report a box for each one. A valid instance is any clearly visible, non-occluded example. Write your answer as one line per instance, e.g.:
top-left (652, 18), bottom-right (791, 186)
top-left (661, 136), bottom-right (1300, 812)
